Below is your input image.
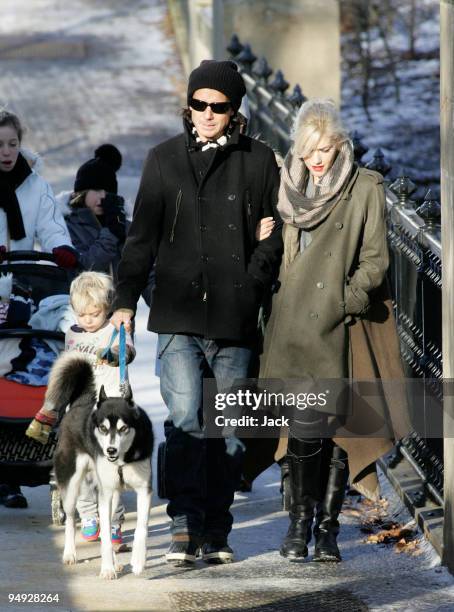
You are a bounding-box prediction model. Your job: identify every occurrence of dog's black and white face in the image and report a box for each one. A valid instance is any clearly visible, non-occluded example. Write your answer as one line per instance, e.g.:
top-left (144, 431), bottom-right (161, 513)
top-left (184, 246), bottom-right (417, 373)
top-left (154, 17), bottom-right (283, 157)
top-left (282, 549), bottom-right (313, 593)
top-left (92, 386), bottom-right (138, 462)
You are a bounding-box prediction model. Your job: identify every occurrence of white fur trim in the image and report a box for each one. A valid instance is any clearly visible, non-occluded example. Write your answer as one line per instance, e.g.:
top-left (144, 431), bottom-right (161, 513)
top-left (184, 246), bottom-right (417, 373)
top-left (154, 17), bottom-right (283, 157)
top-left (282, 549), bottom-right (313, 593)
top-left (20, 147), bottom-right (44, 174)
top-left (55, 191), bottom-right (73, 217)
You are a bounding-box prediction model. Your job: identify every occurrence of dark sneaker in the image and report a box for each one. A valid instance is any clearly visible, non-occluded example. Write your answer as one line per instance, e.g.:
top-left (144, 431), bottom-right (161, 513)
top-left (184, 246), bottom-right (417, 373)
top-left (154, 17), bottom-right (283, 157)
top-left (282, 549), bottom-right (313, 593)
top-left (201, 540), bottom-right (234, 564)
top-left (236, 475), bottom-right (252, 493)
top-left (166, 537), bottom-right (200, 566)
top-left (0, 484), bottom-right (11, 504)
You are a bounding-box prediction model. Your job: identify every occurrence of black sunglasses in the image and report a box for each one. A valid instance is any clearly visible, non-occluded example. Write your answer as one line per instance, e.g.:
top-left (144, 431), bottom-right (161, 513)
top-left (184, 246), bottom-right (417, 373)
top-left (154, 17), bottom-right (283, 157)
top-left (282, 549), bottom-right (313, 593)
top-left (189, 97), bottom-right (232, 114)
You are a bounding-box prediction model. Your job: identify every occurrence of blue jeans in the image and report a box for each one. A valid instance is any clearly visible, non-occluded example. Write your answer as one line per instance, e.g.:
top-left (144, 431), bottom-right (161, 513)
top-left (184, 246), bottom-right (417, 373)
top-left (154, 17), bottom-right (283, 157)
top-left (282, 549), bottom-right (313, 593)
top-left (158, 333), bottom-right (253, 539)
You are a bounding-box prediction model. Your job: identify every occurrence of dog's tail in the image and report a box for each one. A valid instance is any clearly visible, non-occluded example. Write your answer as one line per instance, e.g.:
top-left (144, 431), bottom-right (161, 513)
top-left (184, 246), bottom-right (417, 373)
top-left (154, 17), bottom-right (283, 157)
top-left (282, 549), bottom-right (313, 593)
top-left (44, 352), bottom-right (97, 418)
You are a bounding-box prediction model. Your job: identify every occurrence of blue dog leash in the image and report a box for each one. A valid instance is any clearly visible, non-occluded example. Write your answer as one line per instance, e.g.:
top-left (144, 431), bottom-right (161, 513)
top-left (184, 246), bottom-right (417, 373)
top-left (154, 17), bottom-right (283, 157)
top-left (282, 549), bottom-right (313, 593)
top-left (100, 323), bottom-right (128, 397)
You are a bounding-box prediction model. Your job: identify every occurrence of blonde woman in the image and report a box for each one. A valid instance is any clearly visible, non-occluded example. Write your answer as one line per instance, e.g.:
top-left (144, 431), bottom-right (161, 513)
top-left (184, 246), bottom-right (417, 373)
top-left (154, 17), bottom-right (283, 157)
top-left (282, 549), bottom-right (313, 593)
top-left (260, 99), bottom-right (399, 562)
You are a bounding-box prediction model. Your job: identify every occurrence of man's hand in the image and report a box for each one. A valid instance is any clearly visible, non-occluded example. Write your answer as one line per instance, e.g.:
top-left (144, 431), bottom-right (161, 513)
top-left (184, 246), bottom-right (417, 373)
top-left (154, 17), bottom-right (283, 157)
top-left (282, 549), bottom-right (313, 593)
top-left (110, 309), bottom-right (133, 333)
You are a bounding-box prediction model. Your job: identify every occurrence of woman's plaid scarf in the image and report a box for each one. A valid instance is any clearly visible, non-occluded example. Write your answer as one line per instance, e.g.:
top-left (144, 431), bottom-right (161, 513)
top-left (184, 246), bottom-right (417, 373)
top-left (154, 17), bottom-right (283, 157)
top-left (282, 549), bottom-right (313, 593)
top-left (277, 140), bottom-right (354, 229)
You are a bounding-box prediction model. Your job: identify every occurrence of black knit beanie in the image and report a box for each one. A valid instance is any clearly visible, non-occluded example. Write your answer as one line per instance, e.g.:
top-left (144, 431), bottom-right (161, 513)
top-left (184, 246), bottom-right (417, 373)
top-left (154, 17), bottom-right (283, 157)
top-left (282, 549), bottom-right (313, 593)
top-left (187, 60), bottom-right (246, 112)
top-left (74, 144), bottom-right (122, 194)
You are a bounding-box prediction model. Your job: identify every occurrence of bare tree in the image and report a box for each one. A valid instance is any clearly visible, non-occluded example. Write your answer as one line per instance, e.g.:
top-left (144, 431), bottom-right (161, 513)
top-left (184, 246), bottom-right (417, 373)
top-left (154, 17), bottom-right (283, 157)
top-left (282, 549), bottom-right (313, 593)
top-left (371, 0), bottom-right (401, 102)
top-left (407, 0), bottom-right (417, 58)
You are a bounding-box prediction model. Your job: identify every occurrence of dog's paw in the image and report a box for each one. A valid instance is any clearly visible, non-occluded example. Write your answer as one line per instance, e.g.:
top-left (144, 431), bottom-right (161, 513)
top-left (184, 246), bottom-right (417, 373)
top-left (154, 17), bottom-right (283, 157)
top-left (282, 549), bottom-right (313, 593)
top-left (132, 563), bottom-right (145, 576)
top-left (99, 566), bottom-right (117, 580)
top-left (62, 552), bottom-right (77, 565)
top-left (131, 561), bottom-right (145, 576)
top-left (131, 552), bottom-right (146, 575)
top-left (114, 562), bottom-right (124, 573)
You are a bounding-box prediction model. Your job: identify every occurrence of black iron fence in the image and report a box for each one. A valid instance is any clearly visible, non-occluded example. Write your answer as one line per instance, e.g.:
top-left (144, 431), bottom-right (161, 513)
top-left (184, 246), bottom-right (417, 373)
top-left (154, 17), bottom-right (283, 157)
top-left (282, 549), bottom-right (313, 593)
top-left (228, 35), bottom-right (443, 505)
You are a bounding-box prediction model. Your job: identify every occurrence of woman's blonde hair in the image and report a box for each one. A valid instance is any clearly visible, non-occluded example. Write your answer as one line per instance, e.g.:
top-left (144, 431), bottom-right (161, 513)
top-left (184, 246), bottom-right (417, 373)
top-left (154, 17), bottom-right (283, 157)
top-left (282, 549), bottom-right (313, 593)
top-left (70, 271), bottom-right (114, 314)
top-left (291, 98), bottom-right (349, 159)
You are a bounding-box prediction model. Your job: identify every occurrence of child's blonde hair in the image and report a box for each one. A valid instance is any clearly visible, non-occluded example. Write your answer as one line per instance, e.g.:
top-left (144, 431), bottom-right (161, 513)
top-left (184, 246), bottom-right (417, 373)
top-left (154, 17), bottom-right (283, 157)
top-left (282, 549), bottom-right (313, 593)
top-left (70, 272), bottom-right (114, 314)
top-left (292, 98), bottom-right (349, 159)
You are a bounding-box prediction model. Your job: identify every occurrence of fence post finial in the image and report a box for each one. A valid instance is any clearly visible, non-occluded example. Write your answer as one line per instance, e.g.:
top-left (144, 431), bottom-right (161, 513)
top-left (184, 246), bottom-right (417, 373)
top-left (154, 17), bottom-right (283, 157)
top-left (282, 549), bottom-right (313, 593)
top-left (253, 57), bottom-right (273, 82)
top-left (227, 34), bottom-right (243, 57)
top-left (234, 43), bottom-right (257, 72)
top-left (416, 189), bottom-right (441, 228)
top-left (288, 84), bottom-right (306, 108)
top-left (389, 173), bottom-right (417, 206)
top-left (350, 131), bottom-right (369, 165)
top-left (269, 69), bottom-right (289, 95)
top-left (365, 148), bottom-right (392, 177)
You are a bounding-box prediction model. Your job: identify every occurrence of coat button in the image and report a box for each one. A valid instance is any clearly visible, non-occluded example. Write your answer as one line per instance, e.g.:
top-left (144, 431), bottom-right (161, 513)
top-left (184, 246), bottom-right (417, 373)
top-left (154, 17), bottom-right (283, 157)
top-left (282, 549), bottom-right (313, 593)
top-left (233, 281), bottom-right (243, 289)
top-left (191, 280), bottom-right (199, 288)
top-left (228, 223), bottom-right (237, 230)
top-left (228, 194), bottom-right (236, 201)
top-left (316, 282), bottom-right (324, 289)
top-left (339, 301), bottom-right (346, 308)
top-left (201, 255), bottom-right (208, 263)
top-left (309, 311), bottom-right (318, 319)
top-left (335, 222), bottom-right (343, 230)
top-left (200, 224), bottom-right (207, 231)
top-left (231, 254), bottom-right (240, 262)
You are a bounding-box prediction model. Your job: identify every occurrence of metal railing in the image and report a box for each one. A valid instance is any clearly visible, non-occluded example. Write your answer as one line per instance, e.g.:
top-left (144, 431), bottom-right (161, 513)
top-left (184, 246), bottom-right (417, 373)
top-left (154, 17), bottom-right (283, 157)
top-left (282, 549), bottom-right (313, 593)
top-left (228, 34), bottom-right (444, 504)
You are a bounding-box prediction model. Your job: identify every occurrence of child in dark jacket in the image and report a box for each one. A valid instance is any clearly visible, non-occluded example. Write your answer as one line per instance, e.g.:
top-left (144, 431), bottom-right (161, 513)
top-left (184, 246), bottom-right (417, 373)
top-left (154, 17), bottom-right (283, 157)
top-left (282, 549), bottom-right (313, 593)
top-left (57, 144), bottom-right (126, 279)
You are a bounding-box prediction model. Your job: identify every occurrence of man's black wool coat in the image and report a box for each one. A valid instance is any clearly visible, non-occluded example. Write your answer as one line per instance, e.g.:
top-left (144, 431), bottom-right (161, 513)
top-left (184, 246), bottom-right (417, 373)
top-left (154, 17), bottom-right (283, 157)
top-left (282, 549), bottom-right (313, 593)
top-left (114, 124), bottom-right (283, 341)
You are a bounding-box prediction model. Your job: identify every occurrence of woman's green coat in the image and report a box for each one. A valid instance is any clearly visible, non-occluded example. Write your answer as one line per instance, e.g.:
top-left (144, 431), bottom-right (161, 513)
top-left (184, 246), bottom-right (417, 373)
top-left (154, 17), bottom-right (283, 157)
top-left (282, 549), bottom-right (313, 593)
top-left (260, 166), bottom-right (408, 499)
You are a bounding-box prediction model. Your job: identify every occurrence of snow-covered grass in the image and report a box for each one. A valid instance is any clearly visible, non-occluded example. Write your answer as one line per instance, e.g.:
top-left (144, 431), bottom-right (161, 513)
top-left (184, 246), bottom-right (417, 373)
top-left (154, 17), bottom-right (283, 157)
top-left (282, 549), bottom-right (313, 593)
top-left (341, 0), bottom-right (440, 201)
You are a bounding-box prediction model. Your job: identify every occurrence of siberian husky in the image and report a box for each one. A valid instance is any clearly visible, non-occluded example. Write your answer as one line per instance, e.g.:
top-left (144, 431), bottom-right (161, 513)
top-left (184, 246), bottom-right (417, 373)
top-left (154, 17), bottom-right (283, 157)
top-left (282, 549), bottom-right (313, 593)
top-left (49, 352), bottom-right (153, 579)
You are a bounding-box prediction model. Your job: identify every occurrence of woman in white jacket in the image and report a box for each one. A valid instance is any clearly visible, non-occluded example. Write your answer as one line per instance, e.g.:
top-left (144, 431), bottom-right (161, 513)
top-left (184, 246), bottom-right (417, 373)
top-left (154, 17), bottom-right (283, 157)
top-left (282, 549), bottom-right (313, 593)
top-left (0, 109), bottom-right (77, 509)
top-left (0, 110), bottom-right (76, 266)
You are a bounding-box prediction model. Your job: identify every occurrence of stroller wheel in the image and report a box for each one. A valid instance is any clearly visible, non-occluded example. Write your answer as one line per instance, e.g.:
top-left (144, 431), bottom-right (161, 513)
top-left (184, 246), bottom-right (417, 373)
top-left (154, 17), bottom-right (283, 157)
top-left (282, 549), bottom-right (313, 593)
top-left (50, 488), bottom-right (65, 525)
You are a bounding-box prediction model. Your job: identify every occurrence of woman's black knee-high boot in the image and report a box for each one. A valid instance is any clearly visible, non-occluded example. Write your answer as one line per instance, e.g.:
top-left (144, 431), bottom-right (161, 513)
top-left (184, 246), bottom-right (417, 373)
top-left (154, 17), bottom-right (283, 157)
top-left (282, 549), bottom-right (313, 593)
top-left (280, 437), bottom-right (322, 560)
top-left (313, 444), bottom-right (349, 562)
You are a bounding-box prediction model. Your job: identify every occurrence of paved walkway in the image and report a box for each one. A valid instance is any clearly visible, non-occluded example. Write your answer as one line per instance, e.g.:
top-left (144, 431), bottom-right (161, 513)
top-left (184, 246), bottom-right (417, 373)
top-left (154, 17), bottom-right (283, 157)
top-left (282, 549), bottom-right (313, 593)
top-left (1, 1), bottom-right (454, 610)
top-left (2, 300), bottom-right (454, 612)
top-left (0, 0), bottom-right (184, 197)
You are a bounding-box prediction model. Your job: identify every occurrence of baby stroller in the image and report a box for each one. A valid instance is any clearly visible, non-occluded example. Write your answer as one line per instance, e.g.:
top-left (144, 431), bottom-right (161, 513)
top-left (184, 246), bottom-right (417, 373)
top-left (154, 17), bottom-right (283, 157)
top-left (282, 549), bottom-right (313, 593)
top-left (0, 251), bottom-right (73, 524)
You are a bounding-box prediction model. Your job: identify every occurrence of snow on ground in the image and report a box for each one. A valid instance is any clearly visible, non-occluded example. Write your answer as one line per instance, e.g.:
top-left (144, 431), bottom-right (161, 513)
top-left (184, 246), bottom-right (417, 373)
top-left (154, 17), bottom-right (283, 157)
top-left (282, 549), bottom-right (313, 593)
top-left (341, 0), bottom-right (440, 201)
top-left (0, 0), bottom-right (185, 195)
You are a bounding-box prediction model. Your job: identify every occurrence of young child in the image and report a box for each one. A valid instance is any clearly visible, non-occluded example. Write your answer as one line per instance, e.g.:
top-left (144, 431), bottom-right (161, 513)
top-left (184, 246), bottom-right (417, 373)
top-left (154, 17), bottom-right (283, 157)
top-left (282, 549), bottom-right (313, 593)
top-left (26, 271), bottom-right (135, 544)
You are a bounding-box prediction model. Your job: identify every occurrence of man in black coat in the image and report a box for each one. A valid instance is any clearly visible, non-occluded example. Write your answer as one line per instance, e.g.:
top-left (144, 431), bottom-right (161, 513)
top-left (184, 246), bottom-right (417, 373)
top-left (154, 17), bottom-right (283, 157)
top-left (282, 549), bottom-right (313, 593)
top-left (112, 60), bottom-right (282, 565)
